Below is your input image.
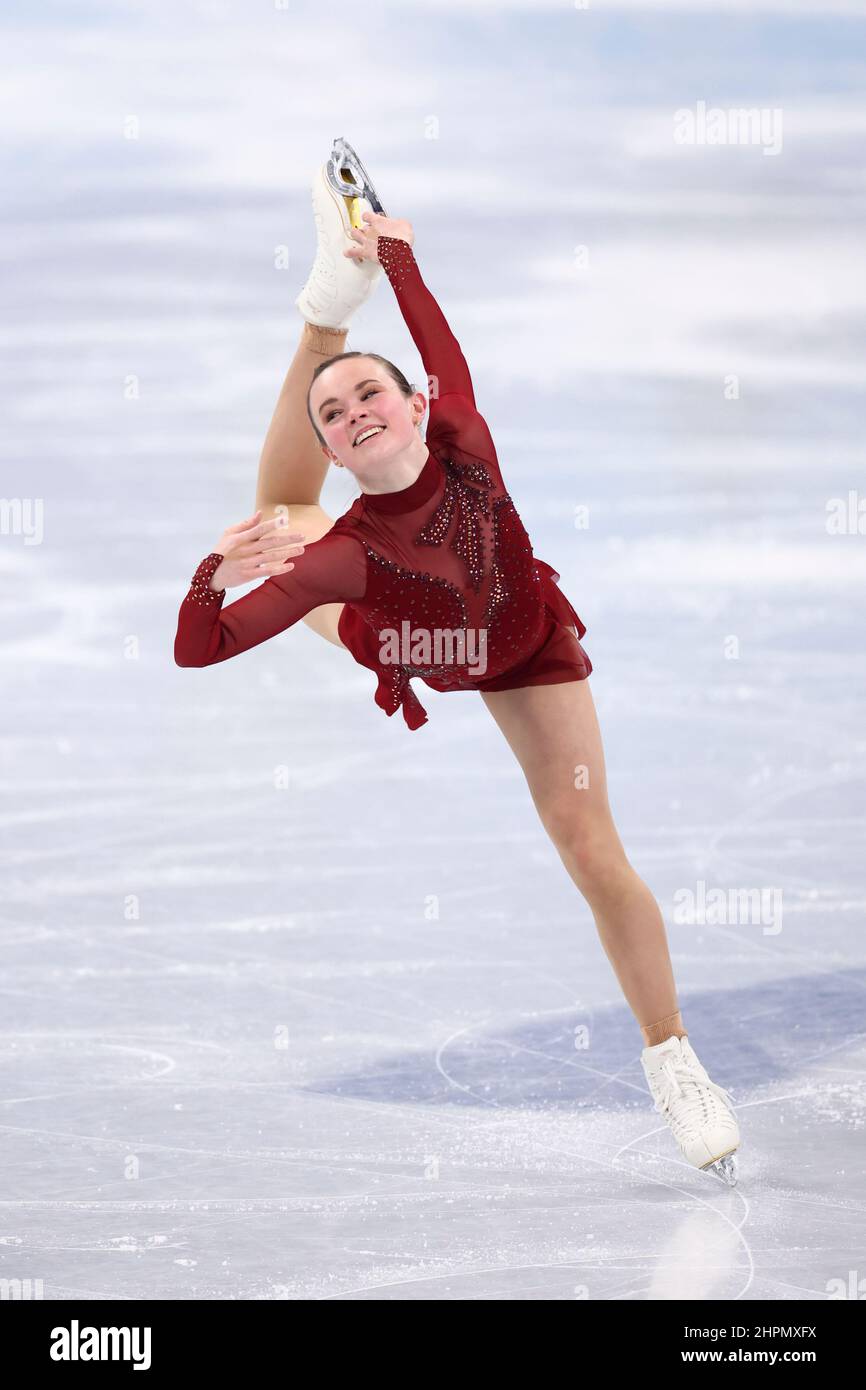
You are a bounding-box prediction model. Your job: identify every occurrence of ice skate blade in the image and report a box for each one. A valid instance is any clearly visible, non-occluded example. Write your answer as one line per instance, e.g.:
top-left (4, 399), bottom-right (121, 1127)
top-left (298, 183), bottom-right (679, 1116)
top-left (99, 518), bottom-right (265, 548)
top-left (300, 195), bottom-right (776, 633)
top-left (326, 137), bottom-right (387, 226)
top-left (701, 1149), bottom-right (738, 1187)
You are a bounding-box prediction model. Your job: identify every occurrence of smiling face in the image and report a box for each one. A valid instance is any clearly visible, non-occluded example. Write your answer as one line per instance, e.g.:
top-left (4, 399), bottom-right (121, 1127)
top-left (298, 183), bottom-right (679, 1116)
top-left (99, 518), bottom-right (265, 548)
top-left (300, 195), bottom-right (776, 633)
top-left (309, 357), bottom-right (427, 480)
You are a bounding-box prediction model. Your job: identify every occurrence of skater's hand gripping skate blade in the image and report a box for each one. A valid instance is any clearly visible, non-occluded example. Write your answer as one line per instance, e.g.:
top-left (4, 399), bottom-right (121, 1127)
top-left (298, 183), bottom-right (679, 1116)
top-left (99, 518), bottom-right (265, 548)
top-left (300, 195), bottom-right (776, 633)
top-left (344, 211), bottom-right (414, 266)
top-left (210, 510), bottom-right (307, 591)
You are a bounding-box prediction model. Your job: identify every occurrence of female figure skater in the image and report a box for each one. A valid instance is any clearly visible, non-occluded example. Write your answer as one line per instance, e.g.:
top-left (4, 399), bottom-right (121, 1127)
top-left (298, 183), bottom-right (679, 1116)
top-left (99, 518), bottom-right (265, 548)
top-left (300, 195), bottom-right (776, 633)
top-left (174, 142), bottom-right (740, 1185)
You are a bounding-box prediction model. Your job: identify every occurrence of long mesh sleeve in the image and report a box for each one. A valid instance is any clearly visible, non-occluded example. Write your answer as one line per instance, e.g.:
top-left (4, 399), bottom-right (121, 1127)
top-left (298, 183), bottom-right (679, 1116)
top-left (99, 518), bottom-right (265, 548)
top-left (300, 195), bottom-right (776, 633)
top-left (377, 235), bottom-right (476, 406)
top-left (174, 530), bottom-right (366, 667)
top-left (377, 236), bottom-right (505, 485)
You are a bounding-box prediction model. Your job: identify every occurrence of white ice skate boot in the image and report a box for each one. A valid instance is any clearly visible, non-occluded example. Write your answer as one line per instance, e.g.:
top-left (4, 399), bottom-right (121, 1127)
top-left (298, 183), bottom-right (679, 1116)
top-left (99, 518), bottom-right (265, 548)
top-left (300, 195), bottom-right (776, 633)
top-left (640, 1034), bottom-right (740, 1186)
top-left (295, 137), bottom-right (386, 331)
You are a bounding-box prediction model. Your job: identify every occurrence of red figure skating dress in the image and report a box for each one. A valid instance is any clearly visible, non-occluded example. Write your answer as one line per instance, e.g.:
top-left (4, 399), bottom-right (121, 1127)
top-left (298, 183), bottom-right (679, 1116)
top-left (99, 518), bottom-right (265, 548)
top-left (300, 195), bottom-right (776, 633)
top-left (174, 236), bottom-right (592, 730)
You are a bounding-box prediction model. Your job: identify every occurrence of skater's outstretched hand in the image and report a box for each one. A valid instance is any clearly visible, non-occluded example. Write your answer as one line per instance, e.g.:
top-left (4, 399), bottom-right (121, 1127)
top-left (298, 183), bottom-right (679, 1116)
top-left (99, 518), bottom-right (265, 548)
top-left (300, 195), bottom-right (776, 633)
top-left (344, 211), bottom-right (414, 265)
top-left (208, 510), bottom-right (306, 591)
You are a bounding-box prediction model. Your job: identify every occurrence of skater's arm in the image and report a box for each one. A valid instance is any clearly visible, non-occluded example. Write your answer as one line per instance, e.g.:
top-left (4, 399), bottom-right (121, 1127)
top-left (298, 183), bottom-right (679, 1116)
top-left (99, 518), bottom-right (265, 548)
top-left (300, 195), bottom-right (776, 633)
top-left (379, 234), bottom-right (476, 406)
top-left (346, 214), bottom-right (476, 406)
top-left (346, 214), bottom-right (508, 484)
top-left (174, 514), bottom-right (365, 667)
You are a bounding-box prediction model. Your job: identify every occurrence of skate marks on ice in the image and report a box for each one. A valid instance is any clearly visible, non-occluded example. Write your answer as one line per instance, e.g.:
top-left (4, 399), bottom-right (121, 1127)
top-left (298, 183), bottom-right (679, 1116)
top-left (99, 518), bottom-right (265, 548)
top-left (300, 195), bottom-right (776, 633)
top-left (0, 1033), bottom-right (756, 1303)
top-left (2, 993), bottom-right (863, 1299)
top-left (300, 970), bottom-right (866, 1108)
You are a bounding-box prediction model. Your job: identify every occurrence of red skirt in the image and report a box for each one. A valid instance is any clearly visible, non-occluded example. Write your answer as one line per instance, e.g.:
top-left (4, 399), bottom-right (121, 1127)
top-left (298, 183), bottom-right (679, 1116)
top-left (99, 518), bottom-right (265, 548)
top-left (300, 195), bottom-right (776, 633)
top-left (473, 557), bottom-right (592, 693)
top-left (338, 557), bottom-right (592, 729)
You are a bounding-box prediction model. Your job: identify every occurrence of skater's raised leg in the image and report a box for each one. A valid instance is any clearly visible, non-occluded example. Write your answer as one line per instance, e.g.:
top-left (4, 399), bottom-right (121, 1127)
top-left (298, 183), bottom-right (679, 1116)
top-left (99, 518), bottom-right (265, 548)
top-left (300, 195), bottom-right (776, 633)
top-left (254, 321), bottom-right (350, 648)
top-left (253, 153), bottom-right (386, 649)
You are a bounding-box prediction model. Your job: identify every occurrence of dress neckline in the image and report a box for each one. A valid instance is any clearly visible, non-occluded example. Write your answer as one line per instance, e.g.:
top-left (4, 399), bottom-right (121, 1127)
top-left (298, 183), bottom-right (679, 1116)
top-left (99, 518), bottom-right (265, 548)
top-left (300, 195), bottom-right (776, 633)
top-left (359, 448), bottom-right (442, 515)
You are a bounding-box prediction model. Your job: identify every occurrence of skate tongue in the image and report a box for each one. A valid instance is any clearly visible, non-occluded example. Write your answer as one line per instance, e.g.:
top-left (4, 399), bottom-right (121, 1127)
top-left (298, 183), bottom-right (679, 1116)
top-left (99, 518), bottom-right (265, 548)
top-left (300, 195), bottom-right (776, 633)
top-left (644, 1033), bottom-right (685, 1058)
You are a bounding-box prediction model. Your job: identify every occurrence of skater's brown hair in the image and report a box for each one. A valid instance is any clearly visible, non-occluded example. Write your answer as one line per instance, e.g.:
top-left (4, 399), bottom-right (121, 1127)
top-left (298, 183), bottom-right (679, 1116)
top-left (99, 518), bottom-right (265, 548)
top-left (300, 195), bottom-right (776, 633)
top-left (307, 351), bottom-right (417, 450)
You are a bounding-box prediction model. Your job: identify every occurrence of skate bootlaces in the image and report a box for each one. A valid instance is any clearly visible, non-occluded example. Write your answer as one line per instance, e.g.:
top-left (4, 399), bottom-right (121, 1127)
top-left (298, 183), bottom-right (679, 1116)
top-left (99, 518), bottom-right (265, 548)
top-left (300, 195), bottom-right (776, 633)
top-left (653, 1055), bottom-right (736, 1127)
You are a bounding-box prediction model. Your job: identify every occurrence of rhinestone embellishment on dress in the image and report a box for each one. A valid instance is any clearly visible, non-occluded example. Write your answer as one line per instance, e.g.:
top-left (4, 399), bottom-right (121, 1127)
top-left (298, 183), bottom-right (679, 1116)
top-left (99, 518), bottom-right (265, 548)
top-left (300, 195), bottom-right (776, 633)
top-left (185, 552), bottom-right (225, 605)
top-left (414, 457), bottom-right (494, 593)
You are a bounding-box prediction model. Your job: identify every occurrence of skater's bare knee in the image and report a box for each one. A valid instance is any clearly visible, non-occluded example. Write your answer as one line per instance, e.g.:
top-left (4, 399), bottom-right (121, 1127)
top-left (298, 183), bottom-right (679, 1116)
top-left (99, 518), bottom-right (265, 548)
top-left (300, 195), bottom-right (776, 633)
top-left (567, 839), bottom-right (630, 895)
top-left (542, 804), bottom-right (630, 891)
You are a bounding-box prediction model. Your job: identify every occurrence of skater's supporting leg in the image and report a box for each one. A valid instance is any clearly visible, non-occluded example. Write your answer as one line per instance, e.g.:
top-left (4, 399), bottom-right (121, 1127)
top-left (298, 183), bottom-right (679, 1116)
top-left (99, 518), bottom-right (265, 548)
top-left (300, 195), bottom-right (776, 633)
top-left (481, 678), bottom-right (683, 1043)
top-left (254, 321), bottom-right (349, 648)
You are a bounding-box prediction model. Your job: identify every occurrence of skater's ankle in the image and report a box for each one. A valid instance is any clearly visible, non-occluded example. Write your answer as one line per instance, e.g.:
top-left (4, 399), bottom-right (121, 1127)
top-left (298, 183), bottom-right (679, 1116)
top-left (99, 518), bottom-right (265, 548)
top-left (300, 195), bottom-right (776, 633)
top-left (302, 321), bottom-right (348, 356)
top-left (641, 1010), bottom-right (688, 1048)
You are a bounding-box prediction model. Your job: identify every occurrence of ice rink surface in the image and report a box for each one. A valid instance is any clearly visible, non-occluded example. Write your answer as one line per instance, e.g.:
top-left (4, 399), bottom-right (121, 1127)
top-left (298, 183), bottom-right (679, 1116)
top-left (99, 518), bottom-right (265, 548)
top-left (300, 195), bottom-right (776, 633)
top-left (2, 0), bottom-right (865, 1299)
